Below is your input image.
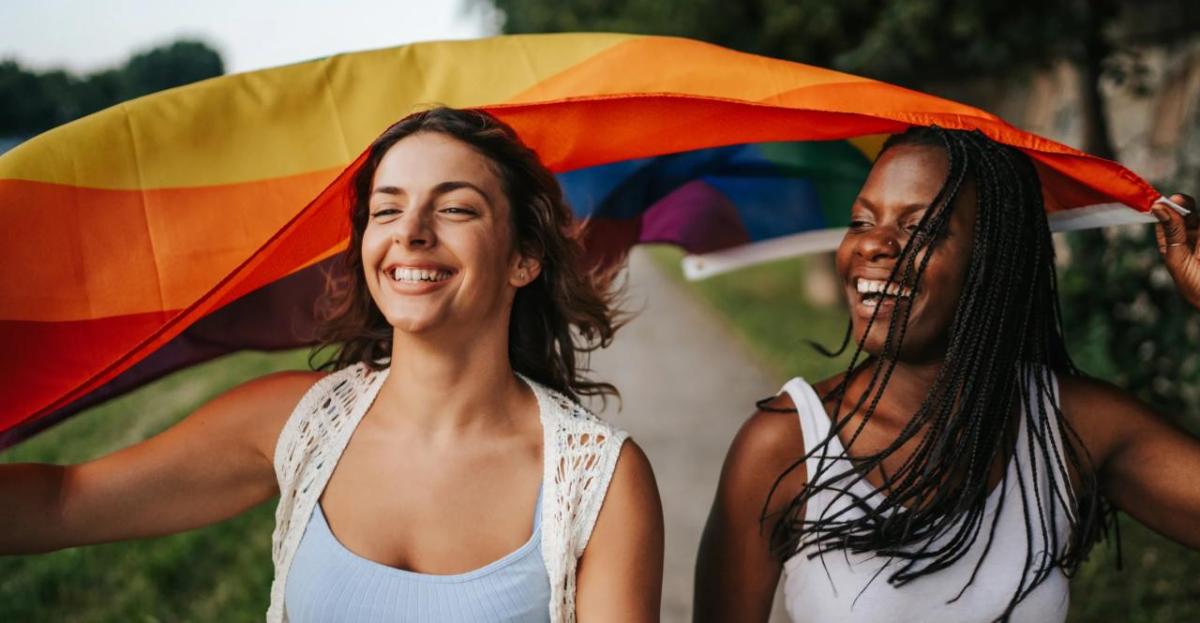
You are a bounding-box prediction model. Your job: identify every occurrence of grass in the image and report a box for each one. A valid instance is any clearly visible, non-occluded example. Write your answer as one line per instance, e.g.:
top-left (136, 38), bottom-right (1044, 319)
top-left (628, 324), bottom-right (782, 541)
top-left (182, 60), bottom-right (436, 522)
top-left (642, 246), bottom-right (854, 383)
top-left (0, 349), bottom-right (313, 622)
top-left (2, 250), bottom-right (1196, 621)
top-left (648, 245), bottom-right (1200, 623)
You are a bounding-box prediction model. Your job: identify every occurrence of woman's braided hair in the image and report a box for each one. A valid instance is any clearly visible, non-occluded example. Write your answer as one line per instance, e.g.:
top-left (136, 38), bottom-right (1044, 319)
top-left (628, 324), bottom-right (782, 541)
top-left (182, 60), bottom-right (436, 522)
top-left (765, 126), bottom-right (1115, 621)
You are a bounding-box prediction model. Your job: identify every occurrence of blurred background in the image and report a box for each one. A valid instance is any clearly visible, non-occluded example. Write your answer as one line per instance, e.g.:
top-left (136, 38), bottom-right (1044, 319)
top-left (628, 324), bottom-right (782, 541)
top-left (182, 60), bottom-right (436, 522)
top-left (2, 1), bottom-right (1198, 621)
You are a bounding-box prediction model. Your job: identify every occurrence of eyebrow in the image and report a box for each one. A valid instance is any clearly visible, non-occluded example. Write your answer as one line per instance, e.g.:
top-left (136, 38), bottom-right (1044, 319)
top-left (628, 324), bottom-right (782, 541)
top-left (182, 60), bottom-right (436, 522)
top-left (855, 196), bottom-right (931, 215)
top-left (371, 181), bottom-right (494, 206)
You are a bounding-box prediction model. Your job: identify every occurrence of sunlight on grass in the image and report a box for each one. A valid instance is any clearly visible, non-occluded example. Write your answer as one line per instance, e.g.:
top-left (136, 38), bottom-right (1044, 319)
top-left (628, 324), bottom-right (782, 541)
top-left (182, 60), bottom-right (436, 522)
top-left (0, 349), bottom-right (313, 621)
top-left (645, 245), bottom-right (853, 384)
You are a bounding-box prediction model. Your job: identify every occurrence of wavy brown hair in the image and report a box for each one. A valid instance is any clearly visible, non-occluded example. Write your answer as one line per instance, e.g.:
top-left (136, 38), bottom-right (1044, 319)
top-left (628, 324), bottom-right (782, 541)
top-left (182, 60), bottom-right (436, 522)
top-left (310, 107), bottom-right (623, 402)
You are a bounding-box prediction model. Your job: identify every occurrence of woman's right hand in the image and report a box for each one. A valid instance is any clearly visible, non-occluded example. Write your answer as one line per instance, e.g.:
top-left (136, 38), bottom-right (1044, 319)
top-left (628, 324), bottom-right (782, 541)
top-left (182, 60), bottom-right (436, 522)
top-left (1151, 193), bottom-right (1200, 309)
top-left (0, 371), bottom-right (320, 555)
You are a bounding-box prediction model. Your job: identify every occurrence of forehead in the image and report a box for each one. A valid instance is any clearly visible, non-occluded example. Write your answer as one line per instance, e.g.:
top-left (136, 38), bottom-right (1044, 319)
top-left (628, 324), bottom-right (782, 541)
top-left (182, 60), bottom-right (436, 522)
top-left (372, 131), bottom-right (503, 193)
top-left (858, 145), bottom-right (951, 209)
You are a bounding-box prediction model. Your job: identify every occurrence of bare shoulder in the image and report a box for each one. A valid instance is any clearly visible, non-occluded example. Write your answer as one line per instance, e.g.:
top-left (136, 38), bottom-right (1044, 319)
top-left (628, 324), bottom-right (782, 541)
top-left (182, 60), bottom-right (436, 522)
top-left (577, 436), bottom-right (664, 619)
top-left (1056, 372), bottom-right (1150, 433)
top-left (196, 369), bottom-right (328, 464)
top-left (1056, 373), bottom-right (1140, 413)
top-left (583, 438), bottom-right (664, 572)
top-left (1055, 372), bottom-right (1161, 468)
top-left (732, 392), bottom-right (805, 474)
top-left (722, 391), bottom-right (807, 516)
top-left (209, 369), bottom-right (327, 419)
top-left (604, 439), bottom-right (662, 522)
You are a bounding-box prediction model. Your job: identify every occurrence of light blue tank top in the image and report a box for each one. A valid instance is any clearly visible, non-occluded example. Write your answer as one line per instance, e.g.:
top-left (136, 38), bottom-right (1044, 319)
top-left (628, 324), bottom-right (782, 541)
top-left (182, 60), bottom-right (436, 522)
top-left (284, 487), bottom-right (551, 622)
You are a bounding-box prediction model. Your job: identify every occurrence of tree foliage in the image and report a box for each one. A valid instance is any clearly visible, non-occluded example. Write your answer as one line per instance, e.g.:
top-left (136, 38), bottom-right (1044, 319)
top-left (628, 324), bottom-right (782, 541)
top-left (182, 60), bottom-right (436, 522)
top-left (0, 40), bottom-right (223, 139)
top-left (490, 0), bottom-right (1099, 86)
top-left (490, 2), bottom-right (1200, 617)
top-left (490, 0), bottom-right (1200, 410)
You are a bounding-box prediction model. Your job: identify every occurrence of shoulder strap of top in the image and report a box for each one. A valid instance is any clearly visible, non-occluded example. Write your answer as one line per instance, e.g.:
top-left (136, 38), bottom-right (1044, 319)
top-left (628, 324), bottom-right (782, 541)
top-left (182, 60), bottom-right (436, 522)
top-left (268, 362), bottom-right (389, 623)
top-left (780, 377), bottom-right (833, 465)
top-left (523, 375), bottom-right (629, 623)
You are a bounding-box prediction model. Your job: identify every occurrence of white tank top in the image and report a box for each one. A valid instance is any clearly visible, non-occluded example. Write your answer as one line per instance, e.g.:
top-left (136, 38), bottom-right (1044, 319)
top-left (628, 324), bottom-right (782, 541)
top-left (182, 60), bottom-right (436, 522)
top-left (780, 374), bottom-right (1074, 623)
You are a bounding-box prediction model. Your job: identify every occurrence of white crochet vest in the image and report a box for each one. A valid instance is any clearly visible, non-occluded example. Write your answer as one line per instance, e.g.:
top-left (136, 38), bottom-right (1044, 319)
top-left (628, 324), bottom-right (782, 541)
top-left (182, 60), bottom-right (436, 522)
top-left (265, 363), bottom-right (629, 623)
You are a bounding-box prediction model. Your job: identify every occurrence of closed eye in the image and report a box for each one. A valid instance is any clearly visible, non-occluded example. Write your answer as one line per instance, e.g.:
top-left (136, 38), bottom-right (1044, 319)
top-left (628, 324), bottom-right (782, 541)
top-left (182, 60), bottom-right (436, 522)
top-left (371, 207), bottom-right (401, 218)
top-left (440, 206), bottom-right (479, 217)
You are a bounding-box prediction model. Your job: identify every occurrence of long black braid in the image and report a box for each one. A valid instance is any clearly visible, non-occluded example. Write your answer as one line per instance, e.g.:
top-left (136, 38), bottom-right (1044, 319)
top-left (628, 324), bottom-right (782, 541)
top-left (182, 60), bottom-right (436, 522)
top-left (763, 127), bottom-right (1115, 621)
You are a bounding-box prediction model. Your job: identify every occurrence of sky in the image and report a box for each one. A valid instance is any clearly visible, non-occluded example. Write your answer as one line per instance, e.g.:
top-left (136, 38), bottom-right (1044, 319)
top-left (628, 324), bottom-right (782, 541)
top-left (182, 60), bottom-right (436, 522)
top-left (0, 0), bottom-right (496, 75)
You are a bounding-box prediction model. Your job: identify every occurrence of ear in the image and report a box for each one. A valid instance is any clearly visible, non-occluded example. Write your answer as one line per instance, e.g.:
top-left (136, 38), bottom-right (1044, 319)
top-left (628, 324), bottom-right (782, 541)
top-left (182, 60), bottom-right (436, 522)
top-left (509, 254), bottom-right (542, 288)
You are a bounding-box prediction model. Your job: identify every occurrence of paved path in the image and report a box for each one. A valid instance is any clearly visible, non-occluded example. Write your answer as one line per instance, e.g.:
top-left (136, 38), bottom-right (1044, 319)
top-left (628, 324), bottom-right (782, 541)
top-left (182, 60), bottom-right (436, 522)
top-left (588, 249), bottom-right (789, 622)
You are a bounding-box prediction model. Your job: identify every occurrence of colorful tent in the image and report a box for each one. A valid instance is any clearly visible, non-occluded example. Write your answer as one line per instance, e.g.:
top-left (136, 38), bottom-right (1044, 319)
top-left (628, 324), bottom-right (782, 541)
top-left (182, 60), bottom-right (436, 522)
top-left (0, 33), bottom-right (1166, 445)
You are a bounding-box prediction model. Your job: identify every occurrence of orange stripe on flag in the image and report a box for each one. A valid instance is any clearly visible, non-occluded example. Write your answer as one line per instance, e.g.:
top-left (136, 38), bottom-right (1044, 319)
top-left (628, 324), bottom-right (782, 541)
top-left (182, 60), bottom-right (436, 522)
top-left (0, 167), bottom-right (342, 321)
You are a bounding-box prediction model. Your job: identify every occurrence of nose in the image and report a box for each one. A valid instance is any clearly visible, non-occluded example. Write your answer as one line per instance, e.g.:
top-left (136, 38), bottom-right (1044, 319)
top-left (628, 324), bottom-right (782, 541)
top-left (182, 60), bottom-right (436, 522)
top-left (856, 225), bottom-right (903, 262)
top-left (392, 208), bottom-right (435, 249)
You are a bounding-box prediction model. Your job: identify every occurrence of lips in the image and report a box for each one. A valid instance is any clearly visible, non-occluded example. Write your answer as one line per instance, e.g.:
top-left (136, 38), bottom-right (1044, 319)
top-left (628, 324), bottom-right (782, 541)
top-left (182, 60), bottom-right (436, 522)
top-left (380, 262), bottom-right (457, 289)
top-left (388, 266), bottom-right (452, 283)
top-left (855, 277), bottom-right (914, 307)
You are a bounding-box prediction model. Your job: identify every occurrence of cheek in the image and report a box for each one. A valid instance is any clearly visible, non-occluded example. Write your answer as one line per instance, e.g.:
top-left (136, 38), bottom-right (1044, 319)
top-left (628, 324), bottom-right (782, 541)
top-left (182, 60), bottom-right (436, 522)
top-left (916, 253), bottom-right (968, 321)
top-left (834, 243), bottom-right (852, 279)
top-left (361, 224), bottom-right (390, 254)
top-left (360, 227), bottom-right (391, 279)
top-left (458, 228), bottom-right (512, 269)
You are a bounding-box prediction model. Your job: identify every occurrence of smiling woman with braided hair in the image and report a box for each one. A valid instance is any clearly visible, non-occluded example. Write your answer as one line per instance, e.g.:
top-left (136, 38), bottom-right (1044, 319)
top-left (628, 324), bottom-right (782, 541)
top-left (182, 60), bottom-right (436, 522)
top-left (694, 126), bottom-right (1200, 623)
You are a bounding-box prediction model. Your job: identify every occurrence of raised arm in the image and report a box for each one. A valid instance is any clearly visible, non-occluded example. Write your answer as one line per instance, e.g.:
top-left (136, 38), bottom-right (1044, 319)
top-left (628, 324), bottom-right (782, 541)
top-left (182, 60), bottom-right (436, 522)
top-left (575, 439), bottom-right (664, 622)
top-left (0, 370), bottom-right (321, 554)
top-left (694, 399), bottom-right (807, 623)
top-left (1060, 376), bottom-right (1200, 548)
top-left (1057, 192), bottom-right (1200, 548)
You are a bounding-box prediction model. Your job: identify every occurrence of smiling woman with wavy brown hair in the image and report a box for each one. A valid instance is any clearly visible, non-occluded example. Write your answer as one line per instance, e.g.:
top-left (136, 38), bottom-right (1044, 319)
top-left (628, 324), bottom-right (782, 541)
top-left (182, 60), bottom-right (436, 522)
top-left (312, 107), bottom-right (623, 403)
top-left (0, 106), bottom-right (663, 623)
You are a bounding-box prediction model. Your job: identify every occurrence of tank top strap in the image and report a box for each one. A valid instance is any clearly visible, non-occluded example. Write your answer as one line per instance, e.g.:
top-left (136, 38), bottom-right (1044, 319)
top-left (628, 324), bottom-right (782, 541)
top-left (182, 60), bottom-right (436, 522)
top-left (779, 378), bottom-right (837, 479)
top-left (531, 484), bottom-right (545, 531)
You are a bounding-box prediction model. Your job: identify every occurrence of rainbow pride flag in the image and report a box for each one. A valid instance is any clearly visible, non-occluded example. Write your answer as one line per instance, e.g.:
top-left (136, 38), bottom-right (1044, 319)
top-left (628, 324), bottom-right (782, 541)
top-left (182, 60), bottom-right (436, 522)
top-left (0, 33), bottom-right (1164, 445)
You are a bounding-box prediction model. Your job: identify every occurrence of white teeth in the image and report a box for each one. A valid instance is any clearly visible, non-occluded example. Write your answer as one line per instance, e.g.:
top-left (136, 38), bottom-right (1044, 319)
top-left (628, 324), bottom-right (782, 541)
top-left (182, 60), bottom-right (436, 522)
top-left (390, 267), bottom-right (451, 283)
top-left (855, 278), bottom-right (912, 298)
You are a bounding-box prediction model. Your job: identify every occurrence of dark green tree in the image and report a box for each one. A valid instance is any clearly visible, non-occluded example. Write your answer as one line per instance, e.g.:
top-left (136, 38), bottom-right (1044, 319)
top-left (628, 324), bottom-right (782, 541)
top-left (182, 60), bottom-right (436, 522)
top-left (488, 0), bottom-right (1200, 410)
top-left (122, 40), bottom-right (224, 99)
top-left (0, 39), bottom-right (224, 140)
top-left (491, 0), bottom-right (1196, 161)
top-left (489, 5), bottom-right (1200, 618)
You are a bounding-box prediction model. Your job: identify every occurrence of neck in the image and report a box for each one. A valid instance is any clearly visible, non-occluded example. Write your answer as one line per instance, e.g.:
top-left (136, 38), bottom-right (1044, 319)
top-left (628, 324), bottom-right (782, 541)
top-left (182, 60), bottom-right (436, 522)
top-left (375, 319), bottom-right (533, 435)
top-left (843, 355), bottom-right (944, 422)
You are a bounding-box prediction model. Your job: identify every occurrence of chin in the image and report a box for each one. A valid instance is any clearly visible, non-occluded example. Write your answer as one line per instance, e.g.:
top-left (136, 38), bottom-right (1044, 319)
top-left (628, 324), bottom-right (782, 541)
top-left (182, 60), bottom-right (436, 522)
top-left (380, 309), bottom-right (447, 335)
top-left (853, 323), bottom-right (926, 361)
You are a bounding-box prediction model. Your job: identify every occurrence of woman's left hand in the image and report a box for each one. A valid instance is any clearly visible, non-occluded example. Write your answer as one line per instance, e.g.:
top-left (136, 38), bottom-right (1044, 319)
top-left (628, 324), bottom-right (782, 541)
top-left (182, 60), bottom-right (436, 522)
top-left (1151, 193), bottom-right (1200, 309)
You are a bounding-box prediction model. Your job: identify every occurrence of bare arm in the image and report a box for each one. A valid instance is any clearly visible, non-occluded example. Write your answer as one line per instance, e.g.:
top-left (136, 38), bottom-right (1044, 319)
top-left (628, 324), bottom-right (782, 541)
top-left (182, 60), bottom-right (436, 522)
top-left (1057, 192), bottom-right (1200, 546)
top-left (1060, 375), bottom-right (1200, 548)
top-left (575, 439), bottom-right (664, 622)
top-left (0, 370), bottom-right (321, 554)
top-left (694, 399), bottom-right (807, 623)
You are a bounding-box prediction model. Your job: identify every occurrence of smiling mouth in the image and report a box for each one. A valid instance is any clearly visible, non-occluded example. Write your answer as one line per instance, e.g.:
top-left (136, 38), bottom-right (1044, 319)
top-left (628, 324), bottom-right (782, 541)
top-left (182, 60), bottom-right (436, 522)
top-left (855, 278), bottom-right (914, 308)
top-left (388, 267), bottom-right (454, 283)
